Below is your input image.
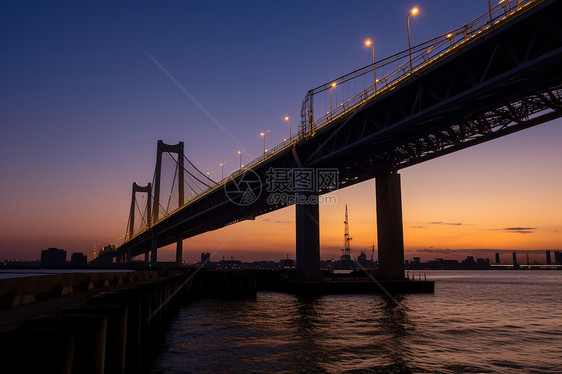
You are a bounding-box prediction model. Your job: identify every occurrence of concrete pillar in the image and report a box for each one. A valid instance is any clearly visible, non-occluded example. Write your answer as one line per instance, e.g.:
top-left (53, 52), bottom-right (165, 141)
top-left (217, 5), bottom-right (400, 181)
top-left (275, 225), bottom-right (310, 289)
top-left (62, 305), bottom-right (128, 374)
top-left (176, 235), bottom-right (183, 267)
top-left (27, 314), bottom-right (107, 374)
top-left (89, 291), bottom-right (142, 374)
top-left (150, 231), bottom-right (157, 265)
top-left (130, 182), bottom-right (152, 240)
top-left (376, 172), bottom-right (405, 280)
top-left (295, 191), bottom-right (321, 281)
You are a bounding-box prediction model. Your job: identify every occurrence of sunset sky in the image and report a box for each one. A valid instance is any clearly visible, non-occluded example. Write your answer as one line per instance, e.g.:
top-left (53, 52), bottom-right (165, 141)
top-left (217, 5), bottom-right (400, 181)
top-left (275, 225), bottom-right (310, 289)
top-left (1, 0), bottom-right (561, 263)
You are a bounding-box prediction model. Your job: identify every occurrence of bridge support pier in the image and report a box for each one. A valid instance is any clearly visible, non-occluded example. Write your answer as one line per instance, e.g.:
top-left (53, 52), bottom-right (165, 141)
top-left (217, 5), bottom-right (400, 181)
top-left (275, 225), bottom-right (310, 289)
top-left (295, 192), bottom-right (321, 281)
top-left (150, 231), bottom-right (157, 265)
top-left (376, 172), bottom-right (405, 280)
top-left (176, 235), bottom-right (183, 267)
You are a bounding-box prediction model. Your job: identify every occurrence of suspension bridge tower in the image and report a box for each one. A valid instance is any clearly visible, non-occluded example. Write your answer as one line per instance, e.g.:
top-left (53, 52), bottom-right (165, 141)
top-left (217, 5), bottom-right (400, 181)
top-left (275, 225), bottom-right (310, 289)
top-left (151, 140), bottom-right (185, 266)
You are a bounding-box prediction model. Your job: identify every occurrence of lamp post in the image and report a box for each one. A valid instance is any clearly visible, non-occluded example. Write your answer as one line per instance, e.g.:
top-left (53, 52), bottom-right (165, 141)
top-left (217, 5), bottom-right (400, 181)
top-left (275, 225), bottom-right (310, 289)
top-left (284, 116), bottom-right (291, 141)
top-left (220, 163), bottom-right (224, 180)
top-left (260, 132), bottom-right (269, 155)
top-left (407, 7), bottom-right (419, 72)
top-left (237, 150), bottom-right (242, 169)
top-left (330, 82), bottom-right (336, 119)
top-left (365, 39), bottom-right (376, 91)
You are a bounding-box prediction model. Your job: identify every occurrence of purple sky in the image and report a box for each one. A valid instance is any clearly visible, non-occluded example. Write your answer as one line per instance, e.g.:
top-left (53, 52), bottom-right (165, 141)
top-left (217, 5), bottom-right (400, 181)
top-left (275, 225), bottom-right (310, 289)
top-left (1, 0), bottom-right (561, 262)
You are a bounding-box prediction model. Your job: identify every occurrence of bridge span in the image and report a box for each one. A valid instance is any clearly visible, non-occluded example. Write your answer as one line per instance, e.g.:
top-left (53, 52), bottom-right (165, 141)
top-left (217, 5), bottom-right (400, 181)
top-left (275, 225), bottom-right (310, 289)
top-left (94, 0), bottom-right (562, 280)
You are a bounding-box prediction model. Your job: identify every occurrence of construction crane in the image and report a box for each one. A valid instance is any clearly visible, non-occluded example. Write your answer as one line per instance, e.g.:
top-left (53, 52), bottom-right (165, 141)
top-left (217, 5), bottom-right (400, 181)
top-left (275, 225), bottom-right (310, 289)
top-left (341, 204), bottom-right (352, 260)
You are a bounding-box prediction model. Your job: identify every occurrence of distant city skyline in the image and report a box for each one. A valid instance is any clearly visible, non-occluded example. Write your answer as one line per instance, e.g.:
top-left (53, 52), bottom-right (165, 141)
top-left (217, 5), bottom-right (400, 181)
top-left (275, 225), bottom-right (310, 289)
top-left (1, 1), bottom-right (560, 262)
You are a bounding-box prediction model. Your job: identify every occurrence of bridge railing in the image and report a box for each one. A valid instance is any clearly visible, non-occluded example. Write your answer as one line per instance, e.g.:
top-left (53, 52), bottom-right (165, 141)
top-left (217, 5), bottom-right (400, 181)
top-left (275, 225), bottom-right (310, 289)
top-left (237, 1), bottom-right (536, 179)
top-left (111, 0), bottom-right (538, 251)
top-left (300, 0), bottom-right (536, 136)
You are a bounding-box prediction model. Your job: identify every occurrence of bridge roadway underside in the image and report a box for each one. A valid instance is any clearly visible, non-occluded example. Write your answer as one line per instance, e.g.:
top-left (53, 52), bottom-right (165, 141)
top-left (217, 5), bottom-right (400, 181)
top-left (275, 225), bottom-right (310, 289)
top-left (108, 0), bottom-right (562, 280)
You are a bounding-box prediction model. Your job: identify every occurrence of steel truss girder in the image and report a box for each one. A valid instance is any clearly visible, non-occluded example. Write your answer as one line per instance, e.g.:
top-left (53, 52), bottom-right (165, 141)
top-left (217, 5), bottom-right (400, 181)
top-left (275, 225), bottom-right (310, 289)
top-left (391, 88), bottom-right (562, 168)
top-left (303, 0), bottom-right (562, 175)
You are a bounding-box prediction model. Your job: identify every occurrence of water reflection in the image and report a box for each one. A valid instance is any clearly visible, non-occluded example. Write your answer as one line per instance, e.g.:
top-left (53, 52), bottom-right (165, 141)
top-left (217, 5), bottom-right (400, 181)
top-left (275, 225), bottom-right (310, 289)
top-left (285, 294), bottom-right (417, 373)
top-left (373, 295), bottom-right (415, 373)
top-left (291, 296), bottom-right (329, 373)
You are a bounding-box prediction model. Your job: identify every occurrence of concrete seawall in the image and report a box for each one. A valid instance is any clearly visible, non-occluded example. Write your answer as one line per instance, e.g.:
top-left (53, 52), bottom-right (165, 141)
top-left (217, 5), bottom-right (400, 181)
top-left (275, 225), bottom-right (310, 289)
top-left (0, 270), bottom-right (256, 374)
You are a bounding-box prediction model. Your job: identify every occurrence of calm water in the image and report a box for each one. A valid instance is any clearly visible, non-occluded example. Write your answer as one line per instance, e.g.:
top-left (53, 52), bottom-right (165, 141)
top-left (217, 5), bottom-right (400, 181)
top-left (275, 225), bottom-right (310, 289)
top-left (152, 271), bottom-right (562, 373)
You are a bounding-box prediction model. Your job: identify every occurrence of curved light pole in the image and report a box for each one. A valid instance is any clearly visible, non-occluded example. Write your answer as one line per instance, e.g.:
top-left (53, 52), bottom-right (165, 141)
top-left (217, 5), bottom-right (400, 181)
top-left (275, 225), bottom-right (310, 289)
top-left (284, 116), bottom-right (291, 141)
top-left (407, 7), bottom-right (419, 72)
top-left (365, 39), bottom-right (376, 91)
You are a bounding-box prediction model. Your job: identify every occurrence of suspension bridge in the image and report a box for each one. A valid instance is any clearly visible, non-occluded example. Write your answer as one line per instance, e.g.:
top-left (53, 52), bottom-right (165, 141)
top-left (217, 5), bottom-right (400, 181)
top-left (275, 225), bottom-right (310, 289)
top-left (93, 0), bottom-right (562, 281)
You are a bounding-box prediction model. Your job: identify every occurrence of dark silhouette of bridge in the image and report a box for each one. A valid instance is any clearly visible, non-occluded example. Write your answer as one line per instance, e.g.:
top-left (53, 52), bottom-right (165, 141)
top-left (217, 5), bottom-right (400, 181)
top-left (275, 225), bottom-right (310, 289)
top-left (93, 0), bottom-right (562, 281)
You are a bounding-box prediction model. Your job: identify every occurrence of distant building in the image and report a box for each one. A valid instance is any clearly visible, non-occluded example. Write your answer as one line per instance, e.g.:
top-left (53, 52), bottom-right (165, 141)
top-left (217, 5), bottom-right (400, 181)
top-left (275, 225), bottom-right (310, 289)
top-left (279, 258), bottom-right (295, 269)
top-left (70, 252), bottom-right (88, 267)
top-left (101, 245), bottom-right (115, 254)
top-left (41, 248), bottom-right (66, 268)
top-left (477, 258), bottom-right (489, 267)
top-left (512, 252), bottom-right (517, 266)
top-left (546, 250), bottom-right (551, 264)
top-left (495, 253), bottom-right (500, 264)
top-left (201, 252), bottom-right (211, 264)
top-left (357, 251), bottom-right (374, 268)
top-left (218, 259), bottom-right (241, 270)
top-left (554, 251), bottom-right (561, 265)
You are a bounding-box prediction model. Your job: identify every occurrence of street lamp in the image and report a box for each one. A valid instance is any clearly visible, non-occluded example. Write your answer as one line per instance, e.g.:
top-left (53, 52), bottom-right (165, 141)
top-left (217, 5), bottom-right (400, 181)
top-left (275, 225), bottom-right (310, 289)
top-left (365, 39), bottom-right (376, 91)
top-left (237, 150), bottom-right (242, 169)
top-left (407, 7), bottom-right (419, 72)
top-left (220, 163), bottom-right (224, 180)
top-left (284, 116), bottom-right (291, 141)
top-left (260, 131), bottom-right (269, 155)
top-left (330, 82), bottom-right (336, 119)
